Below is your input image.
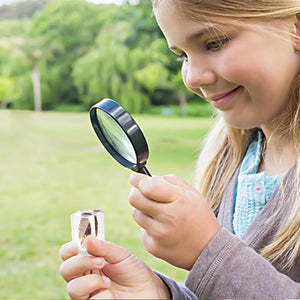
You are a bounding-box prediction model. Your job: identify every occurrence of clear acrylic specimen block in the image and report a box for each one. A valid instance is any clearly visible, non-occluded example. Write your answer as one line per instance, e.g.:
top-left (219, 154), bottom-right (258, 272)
top-left (71, 209), bottom-right (104, 254)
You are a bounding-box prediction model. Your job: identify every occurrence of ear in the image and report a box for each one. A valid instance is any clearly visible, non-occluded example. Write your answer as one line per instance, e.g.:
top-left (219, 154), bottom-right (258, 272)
top-left (292, 14), bottom-right (300, 53)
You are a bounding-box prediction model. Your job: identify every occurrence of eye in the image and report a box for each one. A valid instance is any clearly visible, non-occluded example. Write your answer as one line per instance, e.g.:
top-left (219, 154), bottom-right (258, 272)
top-left (176, 52), bottom-right (188, 62)
top-left (206, 38), bottom-right (229, 51)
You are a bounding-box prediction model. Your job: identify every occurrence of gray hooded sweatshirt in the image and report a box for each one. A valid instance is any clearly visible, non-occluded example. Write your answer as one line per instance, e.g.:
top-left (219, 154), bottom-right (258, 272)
top-left (157, 164), bottom-right (300, 299)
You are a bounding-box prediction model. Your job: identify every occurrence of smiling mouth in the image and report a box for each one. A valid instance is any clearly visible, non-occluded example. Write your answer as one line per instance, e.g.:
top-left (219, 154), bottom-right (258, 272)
top-left (209, 86), bottom-right (242, 101)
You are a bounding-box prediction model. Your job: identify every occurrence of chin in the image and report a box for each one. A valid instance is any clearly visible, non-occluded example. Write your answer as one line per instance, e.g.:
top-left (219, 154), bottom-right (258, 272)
top-left (223, 117), bottom-right (260, 130)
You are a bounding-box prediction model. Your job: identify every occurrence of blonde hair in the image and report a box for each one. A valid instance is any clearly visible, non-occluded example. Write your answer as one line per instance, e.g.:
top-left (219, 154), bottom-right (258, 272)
top-left (152, 0), bottom-right (300, 269)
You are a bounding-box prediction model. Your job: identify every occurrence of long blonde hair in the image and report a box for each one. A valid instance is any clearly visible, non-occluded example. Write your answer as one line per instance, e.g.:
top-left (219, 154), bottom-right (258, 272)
top-left (152, 0), bottom-right (300, 269)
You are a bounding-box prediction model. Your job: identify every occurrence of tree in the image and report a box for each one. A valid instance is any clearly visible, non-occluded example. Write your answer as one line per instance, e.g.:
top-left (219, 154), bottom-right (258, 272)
top-left (0, 75), bottom-right (14, 108)
top-left (29, 0), bottom-right (115, 109)
top-left (0, 33), bottom-right (63, 111)
top-left (0, 0), bottom-right (48, 20)
top-left (73, 22), bottom-right (151, 113)
top-left (0, 37), bottom-right (43, 110)
top-left (0, 0), bottom-right (198, 112)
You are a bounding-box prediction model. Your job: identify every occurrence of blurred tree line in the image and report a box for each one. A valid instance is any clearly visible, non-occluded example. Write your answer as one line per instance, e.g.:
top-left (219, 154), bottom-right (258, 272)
top-left (0, 0), bottom-right (202, 114)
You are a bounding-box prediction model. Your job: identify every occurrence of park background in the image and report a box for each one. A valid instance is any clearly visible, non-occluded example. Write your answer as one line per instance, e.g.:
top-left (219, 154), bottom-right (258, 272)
top-left (0, 0), bottom-right (215, 298)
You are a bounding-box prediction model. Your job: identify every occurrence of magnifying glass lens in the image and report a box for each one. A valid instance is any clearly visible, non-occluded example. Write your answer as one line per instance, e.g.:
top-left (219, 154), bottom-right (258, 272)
top-left (96, 109), bottom-right (137, 164)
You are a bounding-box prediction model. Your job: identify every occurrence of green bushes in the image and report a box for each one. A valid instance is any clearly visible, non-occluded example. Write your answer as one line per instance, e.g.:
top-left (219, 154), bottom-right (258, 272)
top-left (145, 102), bottom-right (215, 118)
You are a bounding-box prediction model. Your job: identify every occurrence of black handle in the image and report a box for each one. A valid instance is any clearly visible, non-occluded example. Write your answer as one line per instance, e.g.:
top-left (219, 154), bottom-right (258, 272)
top-left (137, 166), bottom-right (151, 177)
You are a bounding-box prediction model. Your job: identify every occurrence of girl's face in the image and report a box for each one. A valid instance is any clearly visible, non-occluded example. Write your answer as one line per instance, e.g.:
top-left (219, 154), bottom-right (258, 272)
top-left (155, 4), bottom-right (300, 134)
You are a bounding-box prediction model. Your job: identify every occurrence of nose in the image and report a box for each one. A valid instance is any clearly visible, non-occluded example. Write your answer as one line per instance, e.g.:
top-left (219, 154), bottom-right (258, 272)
top-left (183, 57), bottom-right (216, 89)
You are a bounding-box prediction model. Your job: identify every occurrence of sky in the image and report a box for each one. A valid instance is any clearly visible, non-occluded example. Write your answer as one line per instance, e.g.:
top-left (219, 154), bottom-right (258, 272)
top-left (0, 0), bottom-right (26, 5)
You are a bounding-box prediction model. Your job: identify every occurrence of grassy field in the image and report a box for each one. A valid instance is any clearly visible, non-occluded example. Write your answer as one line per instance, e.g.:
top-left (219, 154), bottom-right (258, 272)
top-left (0, 110), bottom-right (214, 298)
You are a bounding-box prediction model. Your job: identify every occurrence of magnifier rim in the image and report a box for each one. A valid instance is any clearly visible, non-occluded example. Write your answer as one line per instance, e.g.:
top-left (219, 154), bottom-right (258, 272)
top-left (97, 108), bottom-right (137, 165)
top-left (89, 98), bottom-right (149, 172)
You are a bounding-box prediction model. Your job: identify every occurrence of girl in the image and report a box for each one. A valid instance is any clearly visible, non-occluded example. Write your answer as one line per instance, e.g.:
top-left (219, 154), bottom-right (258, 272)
top-left (59, 0), bottom-right (300, 298)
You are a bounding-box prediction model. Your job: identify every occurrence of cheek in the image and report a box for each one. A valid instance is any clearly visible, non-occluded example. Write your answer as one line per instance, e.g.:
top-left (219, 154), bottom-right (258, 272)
top-left (216, 41), bottom-right (269, 86)
top-left (217, 52), bottom-right (252, 84)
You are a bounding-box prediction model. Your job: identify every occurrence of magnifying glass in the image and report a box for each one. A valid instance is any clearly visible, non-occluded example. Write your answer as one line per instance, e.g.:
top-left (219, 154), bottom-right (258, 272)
top-left (89, 98), bottom-right (151, 176)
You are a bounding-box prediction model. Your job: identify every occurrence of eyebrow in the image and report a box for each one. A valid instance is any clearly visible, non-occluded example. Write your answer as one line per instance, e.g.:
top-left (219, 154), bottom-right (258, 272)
top-left (169, 25), bottom-right (223, 52)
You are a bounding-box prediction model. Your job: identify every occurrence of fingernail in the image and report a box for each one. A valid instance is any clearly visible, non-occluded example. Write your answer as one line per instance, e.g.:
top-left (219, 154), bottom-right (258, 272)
top-left (85, 235), bottom-right (95, 242)
top-left (139, 177), bottom-right (148, 187)
top-left (103, 276), bottom-right (111, 286)
top-left (87, 235), bottom-right (102, 246)
top-left (92, 257), bottom-right (103, 266)
top-left (94, 237), bottom-right (102, 245)
top-left (129, 173), bottom-right (137, 184)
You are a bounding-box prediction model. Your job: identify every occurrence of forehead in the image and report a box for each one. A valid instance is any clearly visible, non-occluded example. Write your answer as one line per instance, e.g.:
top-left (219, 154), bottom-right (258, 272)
top-left (154, 0), bottom-right (227, 25)
top-left (155, 4), bottom-right (234, 47)
top-left (155, 4), bottom-right (289, 49)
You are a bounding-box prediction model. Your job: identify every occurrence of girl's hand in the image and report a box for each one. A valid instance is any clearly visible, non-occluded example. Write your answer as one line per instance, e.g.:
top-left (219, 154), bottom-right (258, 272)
top-left (59, 236), bottom-right (170, 299)
top-left (129, 173), bottom-right (221, 270)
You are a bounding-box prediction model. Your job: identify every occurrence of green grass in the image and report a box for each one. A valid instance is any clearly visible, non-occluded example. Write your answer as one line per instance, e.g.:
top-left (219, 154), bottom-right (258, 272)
top-left (0, 110), bottom-right (214, 298)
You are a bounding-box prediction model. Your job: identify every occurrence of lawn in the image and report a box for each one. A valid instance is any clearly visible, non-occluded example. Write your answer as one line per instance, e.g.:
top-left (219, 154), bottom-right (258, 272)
top-left (0, 110), bottom-right (214, 298)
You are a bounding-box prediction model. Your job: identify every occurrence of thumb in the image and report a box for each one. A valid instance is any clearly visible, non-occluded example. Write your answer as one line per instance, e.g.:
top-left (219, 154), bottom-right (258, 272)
top-left (85, 236), bottom-right (131, 264)
top-left (162, 174), bottom-right (197, 192)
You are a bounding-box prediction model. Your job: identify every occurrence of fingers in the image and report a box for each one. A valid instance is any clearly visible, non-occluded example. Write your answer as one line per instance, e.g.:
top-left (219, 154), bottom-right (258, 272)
top-left (90, 288), bottom-right (117, 299)
top-left (85, 236), bottom-right (132, 265)
top-left (129, 173), bottom-right (183, 203)
top-left (60, 241), bottom-right (80, 261)
top-left (162, 174), bottom-right (197, 192)
top-left (60, 254), bottom-right (105, 282)
top-left (132, 208), bottom-right (155, 230)
top-left (66, 274), bottom-right (111, 300)
top-left (129, 187), bottom-right (163, 218)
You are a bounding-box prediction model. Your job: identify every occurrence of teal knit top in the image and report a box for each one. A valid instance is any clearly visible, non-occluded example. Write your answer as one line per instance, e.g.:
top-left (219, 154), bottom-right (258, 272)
top-left (232, 131), bottom-right (285, 237)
